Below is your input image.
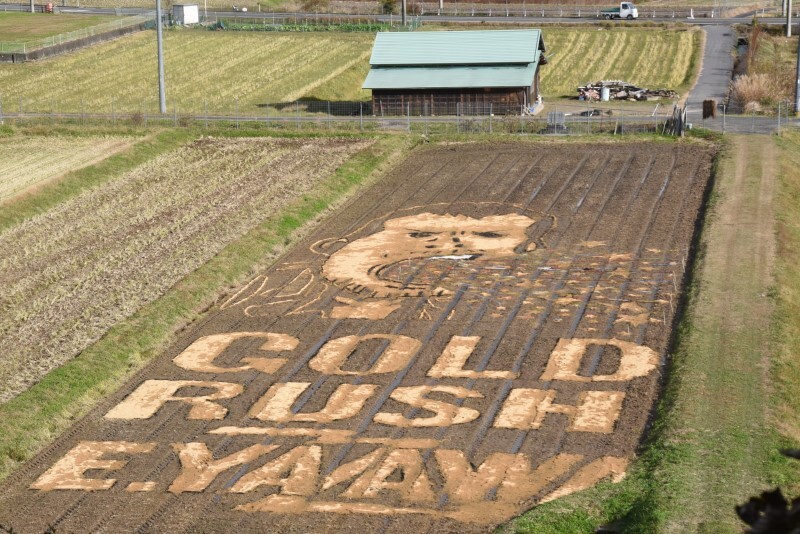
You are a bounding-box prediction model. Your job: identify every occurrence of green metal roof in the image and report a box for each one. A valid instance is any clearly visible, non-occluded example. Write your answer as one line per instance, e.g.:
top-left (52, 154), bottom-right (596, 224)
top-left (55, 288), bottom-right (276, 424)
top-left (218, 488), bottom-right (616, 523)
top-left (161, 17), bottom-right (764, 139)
top-left (368, 29), bottom-right (544, 66)
top-left (363, 64), bottom-right (537, 90)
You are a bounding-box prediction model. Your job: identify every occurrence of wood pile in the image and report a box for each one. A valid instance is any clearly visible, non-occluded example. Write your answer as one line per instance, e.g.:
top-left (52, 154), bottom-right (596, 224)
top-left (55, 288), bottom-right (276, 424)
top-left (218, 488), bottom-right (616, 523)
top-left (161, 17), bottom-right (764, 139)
top-left (577, 80), bottom-right (678, 101)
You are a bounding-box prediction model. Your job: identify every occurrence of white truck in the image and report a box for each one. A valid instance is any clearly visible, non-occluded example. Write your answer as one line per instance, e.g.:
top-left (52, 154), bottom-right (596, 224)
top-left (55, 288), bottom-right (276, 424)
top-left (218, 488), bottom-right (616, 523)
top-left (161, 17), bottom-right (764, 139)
top-left (600, 2), bottom-right (638, 19)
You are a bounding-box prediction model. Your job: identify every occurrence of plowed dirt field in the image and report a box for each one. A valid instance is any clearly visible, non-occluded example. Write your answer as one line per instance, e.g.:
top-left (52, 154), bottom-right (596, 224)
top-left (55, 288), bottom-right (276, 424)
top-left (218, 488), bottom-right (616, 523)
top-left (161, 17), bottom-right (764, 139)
top-left (0, 141), bottom-right (714, 533)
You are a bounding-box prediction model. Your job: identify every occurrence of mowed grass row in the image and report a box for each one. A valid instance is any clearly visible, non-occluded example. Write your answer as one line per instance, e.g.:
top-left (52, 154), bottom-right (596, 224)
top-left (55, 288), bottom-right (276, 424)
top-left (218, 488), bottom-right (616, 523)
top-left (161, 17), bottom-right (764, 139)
top-left (0, 135), bottom-right (371, 403)
top-left (0, 26), bottom-right (698, 115)
top-left (0, 135), bottom-right (134, 202)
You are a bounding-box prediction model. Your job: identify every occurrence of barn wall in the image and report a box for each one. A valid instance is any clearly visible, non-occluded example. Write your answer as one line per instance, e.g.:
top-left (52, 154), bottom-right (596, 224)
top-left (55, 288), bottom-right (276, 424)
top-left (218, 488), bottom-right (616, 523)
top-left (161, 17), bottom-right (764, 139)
top-left (371, 87), bottom-right (529, 116)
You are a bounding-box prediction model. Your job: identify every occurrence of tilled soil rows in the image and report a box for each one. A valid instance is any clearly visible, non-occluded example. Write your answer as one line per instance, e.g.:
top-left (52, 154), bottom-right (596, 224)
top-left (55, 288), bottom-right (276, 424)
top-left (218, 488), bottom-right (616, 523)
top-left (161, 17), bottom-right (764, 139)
top-left (0, 142), bottom-right (714, 533)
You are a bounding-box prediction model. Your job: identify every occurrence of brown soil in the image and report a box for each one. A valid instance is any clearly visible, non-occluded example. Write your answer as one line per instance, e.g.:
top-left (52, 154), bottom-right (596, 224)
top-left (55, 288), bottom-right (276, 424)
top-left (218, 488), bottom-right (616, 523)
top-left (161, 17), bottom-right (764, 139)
top-left (0, 141), bottom-right (715, 533)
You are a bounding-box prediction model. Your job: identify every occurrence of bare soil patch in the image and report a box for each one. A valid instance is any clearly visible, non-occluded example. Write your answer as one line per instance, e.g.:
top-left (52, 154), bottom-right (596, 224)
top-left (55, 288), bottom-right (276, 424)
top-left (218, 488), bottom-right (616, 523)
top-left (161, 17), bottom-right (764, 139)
top-left (0, 136), bottom-right (372, 403)
top-left (0, 141), bottom-right (714, 533)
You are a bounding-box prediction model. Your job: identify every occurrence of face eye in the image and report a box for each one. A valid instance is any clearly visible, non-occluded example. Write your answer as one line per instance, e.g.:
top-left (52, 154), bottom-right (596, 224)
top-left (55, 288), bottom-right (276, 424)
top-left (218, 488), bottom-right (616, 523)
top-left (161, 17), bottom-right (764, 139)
top-left (409, 231), bottom-right (438, 238)
top-left (472, 231), bottom-right (504, 238)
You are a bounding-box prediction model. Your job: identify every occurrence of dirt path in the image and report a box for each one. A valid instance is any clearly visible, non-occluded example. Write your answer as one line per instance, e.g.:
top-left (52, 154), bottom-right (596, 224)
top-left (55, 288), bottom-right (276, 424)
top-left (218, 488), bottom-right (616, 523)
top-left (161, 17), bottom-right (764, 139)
top-left (662, 135), bottom-right (777, 531)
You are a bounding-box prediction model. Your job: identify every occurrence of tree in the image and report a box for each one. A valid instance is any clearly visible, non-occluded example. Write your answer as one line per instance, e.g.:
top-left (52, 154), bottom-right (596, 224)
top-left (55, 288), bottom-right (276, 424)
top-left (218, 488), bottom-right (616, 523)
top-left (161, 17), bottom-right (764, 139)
top-left (380, 0), bottom-right (397, 14)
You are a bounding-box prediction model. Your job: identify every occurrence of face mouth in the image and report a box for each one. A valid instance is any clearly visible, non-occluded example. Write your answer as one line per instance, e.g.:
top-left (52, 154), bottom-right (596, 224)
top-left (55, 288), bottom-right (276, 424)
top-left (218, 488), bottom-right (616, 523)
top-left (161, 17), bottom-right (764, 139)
top-left (428, 253), bottom-right (483, 261)
top-left (369, 253), bottom-right (484, 292)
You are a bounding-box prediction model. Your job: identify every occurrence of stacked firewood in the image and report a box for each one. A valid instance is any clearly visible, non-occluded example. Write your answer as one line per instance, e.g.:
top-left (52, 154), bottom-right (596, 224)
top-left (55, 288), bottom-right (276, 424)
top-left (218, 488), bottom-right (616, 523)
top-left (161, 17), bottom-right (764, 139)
top-left (577, 80), bottom-right (678, 101)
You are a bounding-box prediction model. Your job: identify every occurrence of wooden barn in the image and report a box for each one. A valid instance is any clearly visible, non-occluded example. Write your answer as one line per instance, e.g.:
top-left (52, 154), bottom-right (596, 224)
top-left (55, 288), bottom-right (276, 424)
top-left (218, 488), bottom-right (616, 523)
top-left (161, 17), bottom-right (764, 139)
top-left (362, 29), bottom-right (546, 116)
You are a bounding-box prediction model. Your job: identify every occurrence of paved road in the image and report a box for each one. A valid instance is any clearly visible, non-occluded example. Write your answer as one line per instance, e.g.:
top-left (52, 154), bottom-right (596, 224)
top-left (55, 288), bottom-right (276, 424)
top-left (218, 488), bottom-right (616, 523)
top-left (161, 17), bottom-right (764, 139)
top-left (1, 1), bottom-right (792, 26)
top-left (686, 24), bottom-right (737, 112)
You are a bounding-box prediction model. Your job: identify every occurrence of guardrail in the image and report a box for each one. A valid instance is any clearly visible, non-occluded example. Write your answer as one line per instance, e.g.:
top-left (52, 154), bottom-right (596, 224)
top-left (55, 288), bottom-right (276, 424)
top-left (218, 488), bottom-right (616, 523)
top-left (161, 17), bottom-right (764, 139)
top-left (426, 2), bottom-right (781, 18)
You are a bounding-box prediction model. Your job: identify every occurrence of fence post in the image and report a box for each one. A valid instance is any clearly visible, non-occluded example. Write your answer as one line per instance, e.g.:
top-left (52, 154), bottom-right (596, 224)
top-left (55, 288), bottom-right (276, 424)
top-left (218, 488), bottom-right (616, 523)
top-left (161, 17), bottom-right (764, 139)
top-left (328, 101), bottom-right (331, 130)
top-left (722, 104), bottom-right (725, 134)
top-left (112, 97), bottom-right (115, 125)
top-left (489, 103), bottom-right (492, 133)
top-left (359, 102), bottom-right (363, 131)
top-left (296, 100), bottom-right (300, 131)
top-left (586, 98), bottom-right (590, 134)
top-left (205, 99), bottom-right (208, 128)
top-left (0, 95), bottom-right (3, 125)
top-left (407, 102), bottom-right (410, 132)
top-left (143, 100), bottom-right (147, 126)
top-left (235, 96), bottom-right (239, 129)
top-left (778, 101), bottom-right (782, 134)
top-left (174, 101), bottom-right (178, 126)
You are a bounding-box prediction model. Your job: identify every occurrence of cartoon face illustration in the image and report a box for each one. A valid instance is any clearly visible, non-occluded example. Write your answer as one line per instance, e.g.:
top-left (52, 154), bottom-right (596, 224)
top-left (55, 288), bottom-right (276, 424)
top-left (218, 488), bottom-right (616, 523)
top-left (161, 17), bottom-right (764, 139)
top-left (322, 213), bottom-right (543, 297)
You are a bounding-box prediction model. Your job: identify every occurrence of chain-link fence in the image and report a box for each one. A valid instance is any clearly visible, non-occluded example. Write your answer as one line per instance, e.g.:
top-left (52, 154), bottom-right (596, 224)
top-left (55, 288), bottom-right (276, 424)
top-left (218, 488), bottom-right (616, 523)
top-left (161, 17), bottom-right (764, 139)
top-left (0, 96), bottom-right (696, 135)
top-left (0, 14), bottom-right (152, 54)
top-left (684, 100), bottom-right (796, 134)
top-left (1, 90), bottom-right (795, 134)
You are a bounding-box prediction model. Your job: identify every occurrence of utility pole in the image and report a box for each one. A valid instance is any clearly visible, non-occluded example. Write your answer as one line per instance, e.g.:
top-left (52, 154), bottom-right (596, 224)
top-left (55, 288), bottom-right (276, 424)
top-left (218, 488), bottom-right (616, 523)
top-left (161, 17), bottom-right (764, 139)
top-left (795, 26), bottom-right (800, 114)
top-left (401, 0), bottom-right (407, 25)
top-left (788, 0), bottom-right (793, 37)
top-left (156, 0), bottom-right (167, 114)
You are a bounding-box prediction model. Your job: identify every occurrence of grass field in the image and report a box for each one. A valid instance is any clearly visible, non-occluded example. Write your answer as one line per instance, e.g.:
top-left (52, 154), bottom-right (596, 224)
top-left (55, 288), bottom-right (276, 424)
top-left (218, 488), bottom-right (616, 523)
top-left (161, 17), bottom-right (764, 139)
top-left (0, 12), bottom-right (116, 41)
top-left (0, 26), bottom-right (698, 115)
top-left (0, 135), bottom-right (133, 202)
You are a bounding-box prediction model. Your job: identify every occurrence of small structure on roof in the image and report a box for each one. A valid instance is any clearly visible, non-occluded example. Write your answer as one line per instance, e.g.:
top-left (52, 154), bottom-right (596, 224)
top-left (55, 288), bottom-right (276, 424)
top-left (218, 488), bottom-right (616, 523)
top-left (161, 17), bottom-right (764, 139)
top-left (362, 29), bottom-right (546, 116)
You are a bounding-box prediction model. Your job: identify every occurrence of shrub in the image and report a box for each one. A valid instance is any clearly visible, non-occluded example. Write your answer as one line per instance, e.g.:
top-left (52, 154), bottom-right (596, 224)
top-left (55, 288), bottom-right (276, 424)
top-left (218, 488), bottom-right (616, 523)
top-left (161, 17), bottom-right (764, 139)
top-left (301, 0), bottom-right (329, 11)
top-left (729, 73), bottom-right (781, 110)
top-left (380, 0), bottom-right (397, 14)
top-left (178, 114), bottom-right (194, 127)
top-left (129, 111), bottom-right (145, 126)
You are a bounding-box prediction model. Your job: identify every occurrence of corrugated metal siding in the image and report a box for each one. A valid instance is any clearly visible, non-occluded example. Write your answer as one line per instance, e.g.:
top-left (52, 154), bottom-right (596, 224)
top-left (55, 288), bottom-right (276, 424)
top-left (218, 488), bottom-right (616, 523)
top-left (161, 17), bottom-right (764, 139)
top-left (363, 65), bottom-right (537, 89)
top-left (369, 29), bottom-right (544, 66)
